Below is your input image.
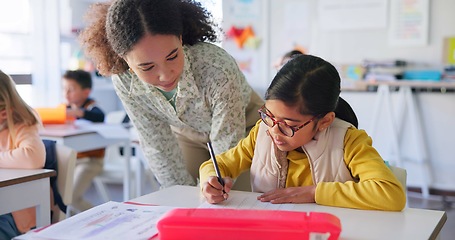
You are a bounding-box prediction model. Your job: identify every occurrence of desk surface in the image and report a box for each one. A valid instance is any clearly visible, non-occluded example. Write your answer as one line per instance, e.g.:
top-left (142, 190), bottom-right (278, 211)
top-left (0, 169), bottom-right (55, 228)
top-left (40, 121), bottom-right (134, 200)
top-left (131, 185), bottom-right (447, 240)
top-left (0, 169), bottom-right (55, 187)
top-left (39, 124), bottom-right (95, 137)
top-left (40, 122), bottom-right (129, 139)
top-left (39, 122), bottom-right (130, 152)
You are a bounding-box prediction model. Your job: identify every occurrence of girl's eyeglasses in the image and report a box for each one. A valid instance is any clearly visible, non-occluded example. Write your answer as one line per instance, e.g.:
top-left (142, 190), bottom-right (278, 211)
top-left (258, 105), bottom-right (318, 137)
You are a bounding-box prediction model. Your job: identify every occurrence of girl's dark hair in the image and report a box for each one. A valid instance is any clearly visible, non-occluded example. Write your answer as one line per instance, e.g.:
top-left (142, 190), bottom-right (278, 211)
top-left (79, 0), bottom-right (218, 76)
top-left (265, 54), bottom-right (358, 128)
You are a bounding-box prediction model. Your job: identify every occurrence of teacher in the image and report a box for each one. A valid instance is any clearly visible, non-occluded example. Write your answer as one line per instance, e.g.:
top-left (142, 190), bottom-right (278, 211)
top-left (80, 0), bottom-right (263, 188)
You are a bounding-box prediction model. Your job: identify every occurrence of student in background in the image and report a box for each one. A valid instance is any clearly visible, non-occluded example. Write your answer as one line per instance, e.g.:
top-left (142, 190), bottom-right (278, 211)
top-left (0, 70), bottom-right (46, 239)
top-left (64, 70), bottom-right (104, 123)
top-left (79, 0), bottom-right (263, 189)
top-left (274, 49), bottom-right (304, 71)
top-left (200, 54), bottom-right (406, 211)
top-left (62, 69), bottom-right (105, 213)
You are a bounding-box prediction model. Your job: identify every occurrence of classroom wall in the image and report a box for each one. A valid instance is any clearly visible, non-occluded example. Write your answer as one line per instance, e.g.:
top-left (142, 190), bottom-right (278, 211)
top-left (222, 0), bottom-right (455, 96)
top-left (309, 0), bottom-right (455, 65)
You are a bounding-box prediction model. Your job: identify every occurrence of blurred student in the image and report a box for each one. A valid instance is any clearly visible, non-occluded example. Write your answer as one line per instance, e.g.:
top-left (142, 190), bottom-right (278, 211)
top-left (0, 70), bottom-right (46, 239)
top-left (200, 55), bottom-right (406, 211)
top-left (274, 49), bottom-right (304, 70)
top-left (64, 70), bottom-right (104, 123)
top-left (63, 69), bottom-right (105, 212)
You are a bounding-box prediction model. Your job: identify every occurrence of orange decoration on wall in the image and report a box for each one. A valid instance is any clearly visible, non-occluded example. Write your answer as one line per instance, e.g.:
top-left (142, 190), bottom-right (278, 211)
top-left (226, 25), bottom-right (261, 49)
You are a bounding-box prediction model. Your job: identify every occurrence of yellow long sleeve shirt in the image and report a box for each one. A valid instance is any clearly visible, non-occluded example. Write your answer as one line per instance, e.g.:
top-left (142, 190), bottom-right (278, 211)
top-left (200, 120), bottom-right (406, 211)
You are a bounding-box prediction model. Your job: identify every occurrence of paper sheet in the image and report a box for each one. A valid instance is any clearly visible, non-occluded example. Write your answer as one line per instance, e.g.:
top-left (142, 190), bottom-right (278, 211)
top-left (31, 201), bottom-right (174, 240)
top-left (198, 192), bottom-right (294, 211)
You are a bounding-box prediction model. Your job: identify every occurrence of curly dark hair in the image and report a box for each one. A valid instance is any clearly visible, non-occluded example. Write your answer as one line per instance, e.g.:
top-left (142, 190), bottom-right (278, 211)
top-left (79, 0), bottom-right (219, 76)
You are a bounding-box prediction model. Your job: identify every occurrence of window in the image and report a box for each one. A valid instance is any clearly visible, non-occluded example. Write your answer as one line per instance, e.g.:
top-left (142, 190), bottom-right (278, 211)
top-left (197, 0), bottom-right (223, 43)
top-left (0, 0), bottom-right (32, 76)
top-left (0, 0), bottom-right (61, 106)
top-left (0, 0), bottom-right (33, 102)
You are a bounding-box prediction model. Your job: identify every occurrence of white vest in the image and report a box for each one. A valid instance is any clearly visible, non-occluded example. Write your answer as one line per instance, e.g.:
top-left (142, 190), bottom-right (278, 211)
top-left (250, 118), bottom-right (356, 193)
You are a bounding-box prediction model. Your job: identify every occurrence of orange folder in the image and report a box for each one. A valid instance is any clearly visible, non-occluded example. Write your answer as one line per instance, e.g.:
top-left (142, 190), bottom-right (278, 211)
top-left (35, 104), bottom-right (68, 124)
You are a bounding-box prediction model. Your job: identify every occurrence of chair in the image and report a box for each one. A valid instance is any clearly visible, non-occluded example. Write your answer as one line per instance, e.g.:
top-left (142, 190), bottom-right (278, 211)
top-left (93, 110), bottom-right (158, 202)
top-left (389, 165), bottom-right (407, 190)
top-left (53, 144), bottom-right (77, 222)
top-left (388, 165), bottom-right (408, 207)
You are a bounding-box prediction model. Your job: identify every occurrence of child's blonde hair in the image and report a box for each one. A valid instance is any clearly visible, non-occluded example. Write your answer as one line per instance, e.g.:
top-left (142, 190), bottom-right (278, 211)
top-left (0, 70), bottom-right (40, 145)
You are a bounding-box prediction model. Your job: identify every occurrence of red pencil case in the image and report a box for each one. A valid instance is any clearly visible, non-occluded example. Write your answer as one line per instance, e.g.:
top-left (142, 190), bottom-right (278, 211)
top-left (156, 208), bottom-right (341, 240)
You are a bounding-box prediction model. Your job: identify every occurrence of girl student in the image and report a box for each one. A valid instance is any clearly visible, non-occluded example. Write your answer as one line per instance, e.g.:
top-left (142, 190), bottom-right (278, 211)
top-left (80, 0), bottom-right (263, 189)
top-left (200, 54), bottom-right (406, 211)
top-left (0, 70), bottom-right (46, 238)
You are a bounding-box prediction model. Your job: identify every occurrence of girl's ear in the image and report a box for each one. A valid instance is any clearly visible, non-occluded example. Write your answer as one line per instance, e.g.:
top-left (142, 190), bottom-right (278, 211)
top-left (318, 112), bottom-right (335, 131)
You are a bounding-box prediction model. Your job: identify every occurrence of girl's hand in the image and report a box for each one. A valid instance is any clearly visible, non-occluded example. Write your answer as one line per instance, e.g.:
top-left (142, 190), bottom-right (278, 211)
top-left (257, 186), bottom-right (316, 204)
top-left (201, 176), bottom-right (233, 204)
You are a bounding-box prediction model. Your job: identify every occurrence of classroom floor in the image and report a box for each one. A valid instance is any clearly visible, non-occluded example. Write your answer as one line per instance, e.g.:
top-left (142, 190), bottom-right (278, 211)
top-left (83, 182), bottom-right (455, 240)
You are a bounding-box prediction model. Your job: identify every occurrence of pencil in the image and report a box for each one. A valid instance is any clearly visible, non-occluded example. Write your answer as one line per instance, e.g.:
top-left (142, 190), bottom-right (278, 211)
top-left (206, 142), bottom-right (226, 194)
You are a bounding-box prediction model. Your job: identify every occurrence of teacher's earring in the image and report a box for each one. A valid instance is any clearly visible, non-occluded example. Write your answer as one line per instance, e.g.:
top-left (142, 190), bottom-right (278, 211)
top-left (128, 68), bottom-right (134, 74)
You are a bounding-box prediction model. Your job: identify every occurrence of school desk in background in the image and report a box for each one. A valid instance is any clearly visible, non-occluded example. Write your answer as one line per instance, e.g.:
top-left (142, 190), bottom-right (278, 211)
top-left (35, 104), bottom-right (73, 124)
top-left (39, 120), bottom-right (135, 201)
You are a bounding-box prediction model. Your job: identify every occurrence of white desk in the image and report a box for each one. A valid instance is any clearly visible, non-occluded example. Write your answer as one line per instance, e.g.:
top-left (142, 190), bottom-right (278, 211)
top-left (131, 185), bottom-right (448, 240)
top-left (40, 121), bottom-right (133, 200)
top-left (0, 169), bottom-right (55, 228)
